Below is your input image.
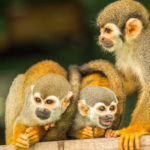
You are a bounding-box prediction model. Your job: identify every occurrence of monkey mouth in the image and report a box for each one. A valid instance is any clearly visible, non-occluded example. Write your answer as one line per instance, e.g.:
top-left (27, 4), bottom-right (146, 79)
top-left (99, 39), bottom-right (114, 49)
top-left (99, 119), bottom-right (112, 128)
top-left (102, 42), bottom-right (114, 49)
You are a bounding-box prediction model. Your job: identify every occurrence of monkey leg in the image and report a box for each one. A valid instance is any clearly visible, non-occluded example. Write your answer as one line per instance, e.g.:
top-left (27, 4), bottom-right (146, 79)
top-left (25, 126), bottom-right (46, 145)
top-left (93, 127), bottom-right (105, 138)
top-left (77, 126), bottom-right (93, 139)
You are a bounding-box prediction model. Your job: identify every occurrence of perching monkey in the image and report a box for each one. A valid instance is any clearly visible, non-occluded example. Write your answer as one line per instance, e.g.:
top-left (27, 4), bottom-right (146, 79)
top-left (97, 0), bottom-right (150, 149)
top-left (69, 86), bottom-right (118, 139)
top-left (80, 59), bottom-right (125, 130)
top-left (42, 65), bottom-right (81, 141)
top-left (5, 60), bottom-right (73, 150)
top-left (69, 59), bottom-right (125, 139)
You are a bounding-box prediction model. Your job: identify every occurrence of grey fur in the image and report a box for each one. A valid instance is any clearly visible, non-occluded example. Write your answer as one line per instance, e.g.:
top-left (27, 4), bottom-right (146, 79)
top-left (97, 0), bottom-right (149, 29)
top-left (80, 86), bottom-right (118, 106)
top-left (33, 74), bottom-right (71, 100)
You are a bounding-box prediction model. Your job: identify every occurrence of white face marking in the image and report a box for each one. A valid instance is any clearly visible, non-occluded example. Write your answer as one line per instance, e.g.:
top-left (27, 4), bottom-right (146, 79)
top-left (46, 95), bottom-right (60, 108)
top-left (99, 23), bottom-right (123, 52)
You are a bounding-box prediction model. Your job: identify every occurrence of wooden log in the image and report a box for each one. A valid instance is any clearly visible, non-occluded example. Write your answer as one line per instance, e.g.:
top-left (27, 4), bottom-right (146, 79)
top-left (1, 135), bottom-right (150, 150)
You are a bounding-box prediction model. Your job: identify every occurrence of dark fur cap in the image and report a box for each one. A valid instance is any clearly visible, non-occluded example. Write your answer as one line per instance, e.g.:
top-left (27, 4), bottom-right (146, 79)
top-left (97, 0), bottom-right (149, 29)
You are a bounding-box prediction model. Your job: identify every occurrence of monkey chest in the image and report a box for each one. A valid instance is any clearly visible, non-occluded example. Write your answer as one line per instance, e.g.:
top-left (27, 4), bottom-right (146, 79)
top-left (116, 52), bottom-right (143, 82)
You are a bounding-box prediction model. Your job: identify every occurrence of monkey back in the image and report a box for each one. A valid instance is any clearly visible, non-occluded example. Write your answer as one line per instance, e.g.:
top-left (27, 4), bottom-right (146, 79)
top-left (97, 0), bottom-right (149, 29)
top-left (24, 60), bottom-right (67, 89)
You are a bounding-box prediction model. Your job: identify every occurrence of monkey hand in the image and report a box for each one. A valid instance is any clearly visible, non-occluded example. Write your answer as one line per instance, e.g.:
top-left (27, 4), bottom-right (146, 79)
top-left (44, 122), bottom-right (55, 131)
top-left (78, 126), bottom-right (93, 139)
top-left (93, 127), bottom-right (105, 138)
top-left (15, 133), bottom-right (29, 150)
top-left (117, 125), bottom-right (149, 150)
top-left (25, 127), bottom-right (40, 145)
top-left (105, 129), bottom-right (120, 138)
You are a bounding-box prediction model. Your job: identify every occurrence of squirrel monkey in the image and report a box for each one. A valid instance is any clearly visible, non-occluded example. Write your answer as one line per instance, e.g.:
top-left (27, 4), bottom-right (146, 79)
top-left (5, 60), bottom-right (73, 149)
top-left (69, 59), bottom-right (125, 139)
top-left (69, 85), bottom-right (118, 139)
top-left (97, 0), bottom-right (150, 149)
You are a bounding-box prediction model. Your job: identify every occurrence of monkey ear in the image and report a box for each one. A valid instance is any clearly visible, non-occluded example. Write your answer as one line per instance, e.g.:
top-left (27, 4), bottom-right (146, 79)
top-left (78, 100), bottom-right (89, 116)
top-left (125, 18), bottom-right (143, 39)
top-left (63, 91), bottom-right (73, 108)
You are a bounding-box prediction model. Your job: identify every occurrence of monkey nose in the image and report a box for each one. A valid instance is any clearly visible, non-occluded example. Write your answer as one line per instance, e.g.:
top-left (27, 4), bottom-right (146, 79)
top-left (99, 36), bottom-right (105, 41)
top-left (104, 114), bottom-right (113, 120)
top-left (99, 36), bottom-right (114, 48)
top-left (35, 108), bottom-right (51, 120)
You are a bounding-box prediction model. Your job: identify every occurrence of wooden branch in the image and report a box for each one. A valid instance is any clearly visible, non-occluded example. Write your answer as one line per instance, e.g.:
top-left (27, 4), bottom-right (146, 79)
top-left (1, 135), bottom-right (150, 150)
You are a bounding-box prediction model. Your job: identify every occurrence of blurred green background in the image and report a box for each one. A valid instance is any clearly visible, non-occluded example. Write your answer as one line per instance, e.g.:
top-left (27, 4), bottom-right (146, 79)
top-left (0, 0), bottom-right (149, 145)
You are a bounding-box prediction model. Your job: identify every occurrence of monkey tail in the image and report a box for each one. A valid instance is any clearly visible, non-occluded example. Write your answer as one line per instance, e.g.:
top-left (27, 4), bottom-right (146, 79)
top-left (42, 65), bottom-right (81, 141)
top-left (80, 59), bottom-right (126, 129)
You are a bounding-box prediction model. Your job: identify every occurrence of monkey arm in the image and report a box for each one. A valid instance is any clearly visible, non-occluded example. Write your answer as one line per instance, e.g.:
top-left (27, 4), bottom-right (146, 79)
top-left (119, 71), bottom-right (140, 96)
top-left (5, 74), bottom-right (25, 145)
top-left (116, 85), bottom-right (150, 150)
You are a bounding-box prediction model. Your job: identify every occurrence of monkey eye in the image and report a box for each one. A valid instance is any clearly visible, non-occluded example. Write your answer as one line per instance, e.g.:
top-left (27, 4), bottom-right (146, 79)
top-left (109, 105), bottom-right (115, 111)
top-left (99, 106), bottom-right (106, 111)
top-left (45, 99), bottom-right (54, 105)
top-left (34, 97), bottom-right (41, 103)
top-left (105, 27), bottom-right (112, 33)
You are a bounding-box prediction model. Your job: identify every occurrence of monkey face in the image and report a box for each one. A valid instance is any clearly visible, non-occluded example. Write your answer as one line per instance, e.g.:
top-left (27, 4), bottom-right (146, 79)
top-left (94, 102), bottom-right (117, 129)
top-left (78, 100), bottom-right (117, 129)
top-left (98, 23), bottom-right (123, 52)
top-left (31, 91), bottom-right (73, 125)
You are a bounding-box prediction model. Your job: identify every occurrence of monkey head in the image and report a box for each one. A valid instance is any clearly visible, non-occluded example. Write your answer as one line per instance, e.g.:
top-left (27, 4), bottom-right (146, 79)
top-left (78, 86), bottom-right (118, 129)
top-left (97, 0), bottom-right (149, 52)
top-left (21, 74), bottom-right (73, 126)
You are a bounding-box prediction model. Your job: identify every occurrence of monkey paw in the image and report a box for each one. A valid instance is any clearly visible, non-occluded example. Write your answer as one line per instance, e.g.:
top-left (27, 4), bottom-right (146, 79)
top-left (15, 134), bottom-right (29, 150)
top-left (93, 127), bottom-right (105, 138)
top-left (105, 129), bottom-right (120, 138)
top-left (25, 127), bottom-right (40, 145)
top-left (44, 122), bottom-right (55, 131)
top-left (78, 126), bottom-right (93, 139)
top-left (118, 125), bottom-right (149, 150)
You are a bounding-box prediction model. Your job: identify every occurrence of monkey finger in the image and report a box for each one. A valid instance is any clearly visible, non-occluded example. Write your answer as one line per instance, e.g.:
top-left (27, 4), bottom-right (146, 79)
top-left (129, 134), bottom-right (134, 150)
top-left (114, 130), bottom-right (121, 137)
top-left (16, 138), bottom-right (29, 146)
top-left (84, 126), bottom-right (93, 131)
top-left (15, 146), bottom-right (28, 150)
top-left (29, 138), bottom-right (39, 145)
top-left (124, 134), bottom-right (129, 150)
top-left (26, 130), bottom-right (38, 138)
top-left (119, 134), bottom-right (125, 150)
top-left (16, 142), bottom-right (29, 149)
top-left (82, 131), bottom-right (93, 138)
top-left (28, 135), bottom-right (39, 144)
top-left (26, 127), bottom-right (34, 133)
top-left (105, 129), bottom-right (112, 138)
top-left (18, 134), bottom-right (28, 140)
top-left (135, 133), bottom-right (140, 150)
